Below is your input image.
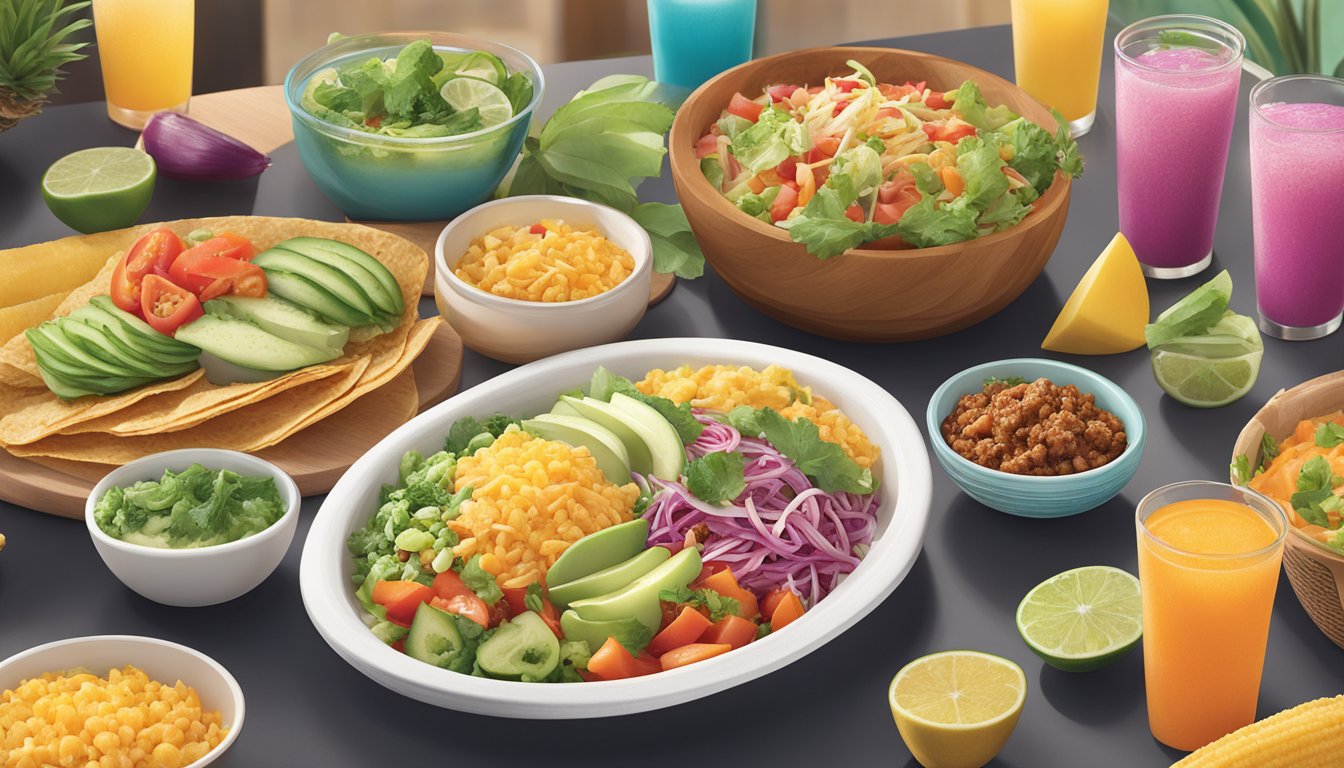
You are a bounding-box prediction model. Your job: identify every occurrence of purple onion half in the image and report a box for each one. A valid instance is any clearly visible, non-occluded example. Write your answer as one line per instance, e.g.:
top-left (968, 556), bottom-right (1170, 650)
top-left (142, 112), bottom-right (271, 181)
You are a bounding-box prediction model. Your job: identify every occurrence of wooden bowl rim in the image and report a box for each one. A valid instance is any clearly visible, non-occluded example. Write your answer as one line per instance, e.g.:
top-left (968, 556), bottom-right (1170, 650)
top-left (1230, 368), bottom-right (1344, 562)
top-left (668, 45), bottom-right (1073, 262)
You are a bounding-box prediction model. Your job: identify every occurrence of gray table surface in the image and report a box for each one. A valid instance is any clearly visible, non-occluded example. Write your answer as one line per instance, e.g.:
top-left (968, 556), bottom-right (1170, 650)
top-left (2, 23), bottom-right (1341, 768)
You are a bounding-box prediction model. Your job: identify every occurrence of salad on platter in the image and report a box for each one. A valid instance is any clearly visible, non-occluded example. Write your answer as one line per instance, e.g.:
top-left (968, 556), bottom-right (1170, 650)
top-left (1237, 412), bottom-right (1344, 555)
top-left (347, 364), bottom-right (881, 682)
top-left (695, 61), bottom-right (1083, 257)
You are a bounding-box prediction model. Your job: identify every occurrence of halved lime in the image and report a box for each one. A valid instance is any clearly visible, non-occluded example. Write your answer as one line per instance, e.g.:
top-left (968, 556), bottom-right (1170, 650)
top-left (1016, 565), bottom-right (1141, 673)
top-left (441, 77), bottom-right (514, 127)
top-left (1152, 346), bottom-right (1262, 408)
top-left (453, 51), bottom-right (507, 85)
top-left (41, 147), bottom-right (156, 234)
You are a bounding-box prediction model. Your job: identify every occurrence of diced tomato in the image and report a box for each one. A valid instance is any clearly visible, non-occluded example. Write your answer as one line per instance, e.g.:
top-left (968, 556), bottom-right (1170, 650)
top-left (766, 83), bottom-right (800, 102)
top-left (769, 183), bottom-right (799, 223)
top-left (875, 107), bottom-right (902, 121)
top-left (694, 569), bottom-right (759, 619)
top-left (694, 133), bottom-right (720, 159)
top-left (648, 606), bottom-right (714, 657)
top-left (761, 587), bottom-right (792, 619)
top-left (770, 591), bottom-right (806, 631)
top-left (365, 114), bottom-right (382, 128)
top-left (804, 136), bottom-right (841, 164)
top-left (169, 233), bottom-right (263, 300)
top-left (371, 580), bottom-right (434, 626)
top-left (727, 92), bottom-right (764, 123)
top-left (431, 593), bottom-right (490, 628)
top-left (833, 79), bottom-right (862, 93)
top-left (529, 223), bottom-right (547, 235)
top-left (775, 156), bottom-right (798, 182)
top-left (391, 638), bottom-right (406, 653)
top-left (111, 228), bottom-right (183, 315)
top-left (500, 585), bottom-right (563, 637)
top-left (587, 637), bottom-right (661, 680)
top-left (139, 275), bottom-right (202, 336)
top-left (701, 615), bottom-right (757, 650)
top-left (659, 643), bottom-right (733, 670)
top-left (434, 571), bottom-right (475, 602)
top-left (832, 99), bottom-right (850, 117)
top-left (844, 204), bottom-right (864, 223)
top-left (921, 118), bottom-right (978, 144)
top-left (924, 91), bottom-right (951, 110)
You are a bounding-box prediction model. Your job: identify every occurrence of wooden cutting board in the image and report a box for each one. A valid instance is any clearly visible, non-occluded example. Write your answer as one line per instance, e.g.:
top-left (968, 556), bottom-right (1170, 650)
top-left (176, 86), bottom-right (677, 304)
top-left (0, 322), bottom-right (464, 519)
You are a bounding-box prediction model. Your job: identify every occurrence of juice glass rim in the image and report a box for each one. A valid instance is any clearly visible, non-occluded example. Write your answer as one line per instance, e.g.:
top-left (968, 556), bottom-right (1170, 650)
top-left (1114, 14), bottom-right (1246, 76)
top-left (1136, 480), bottom-right (1288, 561)
top-left (1250, 74), bottom-right (1344, 135)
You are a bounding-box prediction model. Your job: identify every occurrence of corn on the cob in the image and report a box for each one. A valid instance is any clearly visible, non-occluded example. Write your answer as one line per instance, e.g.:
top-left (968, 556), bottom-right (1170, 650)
top-left (1173, 696), bottom-right (1344, 767)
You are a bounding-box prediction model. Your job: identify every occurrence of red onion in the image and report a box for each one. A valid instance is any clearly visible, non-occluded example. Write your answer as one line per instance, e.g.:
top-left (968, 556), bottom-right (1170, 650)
top-left (142, 112), bottom-right (270, 181)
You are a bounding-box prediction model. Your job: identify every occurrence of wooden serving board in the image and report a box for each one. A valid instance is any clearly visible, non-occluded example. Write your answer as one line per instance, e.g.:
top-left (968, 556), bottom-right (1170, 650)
top-left (176, 86), bottom-right (677, 305)
top-left (0, 322), bottom-right (464, 519)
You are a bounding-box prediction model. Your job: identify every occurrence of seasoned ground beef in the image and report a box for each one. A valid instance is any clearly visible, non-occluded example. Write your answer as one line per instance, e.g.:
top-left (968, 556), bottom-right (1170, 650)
top-left (941, 377), bottom-right (1127, 476)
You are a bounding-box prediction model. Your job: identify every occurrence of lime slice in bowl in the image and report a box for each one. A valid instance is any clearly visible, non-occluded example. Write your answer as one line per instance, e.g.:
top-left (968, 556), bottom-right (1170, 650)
top-left (41, 147), bottom-right (156, 234)
top-left (1151, 346), bottom-right (1263, 409)
top-left (441, 77), bottom-right (514, 128)
top-left (453, 51), bottom-right (507, 85)
top-left (1016, 565), bottom-right (1141, 672)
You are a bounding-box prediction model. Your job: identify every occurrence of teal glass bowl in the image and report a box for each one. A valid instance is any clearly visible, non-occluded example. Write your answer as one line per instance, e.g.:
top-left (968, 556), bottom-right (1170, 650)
top-left (284, 32), bottom-right (543, 221)
top-left (926, 359), bottom-right (1146, 518)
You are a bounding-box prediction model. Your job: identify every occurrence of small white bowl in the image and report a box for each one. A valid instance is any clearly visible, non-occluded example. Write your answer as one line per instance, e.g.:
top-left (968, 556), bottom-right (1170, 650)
top-left (0, 635), bottom-right (244, 767)
top-left (434, 195), bottom-right (653, 363)
top-left (86, 448), bottom-right (301, 607)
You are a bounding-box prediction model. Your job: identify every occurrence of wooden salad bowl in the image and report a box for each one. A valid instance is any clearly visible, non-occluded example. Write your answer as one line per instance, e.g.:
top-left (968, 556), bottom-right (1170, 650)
top-left (669, 46), bottom-right (1072, 342)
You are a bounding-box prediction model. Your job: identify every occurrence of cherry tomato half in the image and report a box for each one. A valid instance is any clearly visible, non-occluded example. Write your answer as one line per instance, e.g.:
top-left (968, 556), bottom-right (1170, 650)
top-left (111, 228), bottom-right (184, 315)
top-left (139, 274), bottom-right (203, 336)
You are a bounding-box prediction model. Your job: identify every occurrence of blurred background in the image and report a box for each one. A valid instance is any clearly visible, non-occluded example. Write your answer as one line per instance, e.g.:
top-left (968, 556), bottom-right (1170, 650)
top-left (44, 0), bottom-right (1344, 106)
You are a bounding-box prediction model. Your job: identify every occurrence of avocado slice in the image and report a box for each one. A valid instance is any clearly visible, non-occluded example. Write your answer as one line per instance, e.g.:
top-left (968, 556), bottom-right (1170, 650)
top-left (559, 610), bottom-right (654, 655)
top-left (205, 295), bottom-right (350, 354)
top-left (569, 547), bottom-right (703, 632)
top-left (75, 300), bottom-right (200, 361)
top-left (27, 322), bottom-right (145, 379)
top-left (558, 395), bottom-right (655, 476)
top-left (522, 414), bottom-right (632, 485)
top-left (253, 248), bottom-right (379, 318)
top-left (548, 547), bottom-right (670, 610)
top-left (275, 237), bottom-right (403, 317)
top-left (608, 393), bottom-right (685, 481)
top-left (59, 318), bottom-right (167, 378)
top-left (174, 315), bottom-right (340, 373)
top-left (545, 518), bottom-right (650, 588)
top-left (550, 398), bottom-right (581, 417)
top-left (262, 270), bottom-right (376, 327)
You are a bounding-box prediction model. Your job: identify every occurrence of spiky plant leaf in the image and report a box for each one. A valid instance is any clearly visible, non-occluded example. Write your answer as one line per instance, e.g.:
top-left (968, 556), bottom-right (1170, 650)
top-left (0, 0), bottom-right (91, 101)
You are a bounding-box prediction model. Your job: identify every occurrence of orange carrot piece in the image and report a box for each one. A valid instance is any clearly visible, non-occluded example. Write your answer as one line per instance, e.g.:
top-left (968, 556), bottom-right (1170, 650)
top-left (659, 643), bottom-right (733, 670)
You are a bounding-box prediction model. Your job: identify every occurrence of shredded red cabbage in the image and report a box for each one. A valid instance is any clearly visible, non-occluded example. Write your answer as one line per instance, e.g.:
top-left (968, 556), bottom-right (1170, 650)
top-left (642, 411), bottom-right (878, 606)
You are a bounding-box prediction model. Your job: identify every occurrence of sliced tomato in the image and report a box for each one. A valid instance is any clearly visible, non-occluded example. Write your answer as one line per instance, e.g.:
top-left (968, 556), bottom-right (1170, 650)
top-left (139, 275), bottom-right (202, 336)
top-left (921, 118), bottom-right (978, 144)
top-left (372, 580), bottom-right (434, 626)
top-left (804, 136), bottom-right (841, 164)
top-left (391, 638), bottom-right (406, 653)
top-left (500, 585), bottom-right (563, 637)
top-left (727, 92), bottom-right (764, 123)
top-left (431, 593), bottom-right (490, 628)
top-left (769, 183), bottom-right (799, 223)
top-left (833, 78), bottom-right (863, 93)
top-left (171, 253), bottom-right (267, 301)
top-left (924, 91), bottom-right (951, 110)
top-left (167, 233), bottom-right (257, 292)
top-left (844, 204), bottom-right (865, 223)
top-left (775, 156), bottom-right (799, 182)
top-left (875, 107), bottom-right (902, 121)
top-left (111, 228), bottom-right (183, 315)
top-left (766, 83), bottom-right (800, 102)
top-left (529, 223), bottom-right (547, 235)
top-left (832, 99), bottom-right (851, 117)
top-left (694, 133), bottom-right (720, 159)
top-left (433, 570), bottom-right (475, 601)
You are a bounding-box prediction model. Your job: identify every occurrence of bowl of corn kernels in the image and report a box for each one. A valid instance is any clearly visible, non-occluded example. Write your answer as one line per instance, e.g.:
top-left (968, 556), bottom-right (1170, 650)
top-left (434, 195), bottom-right (653, 363)
top-left (0, 635), bottom-right (243, 767)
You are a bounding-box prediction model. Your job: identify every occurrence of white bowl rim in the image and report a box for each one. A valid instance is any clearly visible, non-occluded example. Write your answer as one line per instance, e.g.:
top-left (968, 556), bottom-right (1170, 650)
top-left (434, 195), bottom-right (653, 312)
top-left (300, 337), bottom-right (932, 716)
top-left (0, 634), bottom-right (245, 760)
top-left (926, 357), bottom-right (1147, 484)
top-left (85, 448), bottom-right (302, 559)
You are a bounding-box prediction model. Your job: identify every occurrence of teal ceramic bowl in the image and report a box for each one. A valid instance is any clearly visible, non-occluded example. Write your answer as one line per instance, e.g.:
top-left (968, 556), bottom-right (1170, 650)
top-left (284, 32), bottom-right (543, 221)
top-left (926, 359), bottom-right (1145, 518)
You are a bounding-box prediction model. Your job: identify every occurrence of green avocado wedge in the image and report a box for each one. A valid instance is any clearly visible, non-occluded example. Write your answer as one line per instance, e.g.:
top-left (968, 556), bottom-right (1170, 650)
top-left (548, 547), bottom-right (671, 610)
top-left (545, 518), bottom-right (650, 588)
top-left (569, 546), bottom-right (703, 632)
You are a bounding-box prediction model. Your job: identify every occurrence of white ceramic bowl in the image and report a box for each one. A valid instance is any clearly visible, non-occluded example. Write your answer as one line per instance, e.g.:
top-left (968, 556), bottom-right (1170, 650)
top-left (86, 448), bottom-right (301, 607)
top-left (0, 635), bottom-right (244, 766)
top-left (434, 195), bottom-right (653, 363)
top-left (300, 337), bottom-right (932, 718)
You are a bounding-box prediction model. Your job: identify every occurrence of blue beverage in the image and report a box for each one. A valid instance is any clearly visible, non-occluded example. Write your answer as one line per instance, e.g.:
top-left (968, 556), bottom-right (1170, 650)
top-left (648, 0), bottom-right (756, 90)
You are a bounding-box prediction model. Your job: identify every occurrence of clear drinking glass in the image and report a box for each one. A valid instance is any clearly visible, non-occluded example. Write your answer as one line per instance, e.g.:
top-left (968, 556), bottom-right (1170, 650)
top-left (1114, 15), bottom-right (1244, 278)
top-left (1010, 0), bottom-right (1109, 138)
top-left (1250, 74), bottom-right (1344, 341)
top-left (647, 0), bottom-right (756, 91)
top-left (92, 0), bottom-right (194, 129)
top-left (1136, 481), bottom-right (1287, 752)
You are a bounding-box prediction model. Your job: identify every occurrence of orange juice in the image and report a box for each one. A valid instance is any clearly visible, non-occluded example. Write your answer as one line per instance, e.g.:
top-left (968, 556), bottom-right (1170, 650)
top-left (1010, 0), bottom-right (1109, 136)
top-left (92, 0), bottom-right (194, 129)
top-left (1137, 492), bottom-right (1286, 751)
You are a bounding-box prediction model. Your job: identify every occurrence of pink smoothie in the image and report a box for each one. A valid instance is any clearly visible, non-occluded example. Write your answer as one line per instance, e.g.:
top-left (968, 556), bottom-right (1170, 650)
top-left (1251, 101), bottom-right (1344, 328)
top-left (1116, 47), bottom-right (1242, 270)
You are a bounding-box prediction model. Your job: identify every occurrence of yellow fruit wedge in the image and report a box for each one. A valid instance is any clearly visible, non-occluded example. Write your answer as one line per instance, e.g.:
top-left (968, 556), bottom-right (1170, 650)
top-left (1042, 232), bottom-right (1149, 355)
top-left (0, 291), bottom-right (66, 344)
top-left (0, 228), bottom-right (126, 308)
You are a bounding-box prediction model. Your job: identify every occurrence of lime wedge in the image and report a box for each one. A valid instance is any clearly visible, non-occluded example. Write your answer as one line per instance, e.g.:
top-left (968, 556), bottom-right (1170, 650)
top-left (889, 651), bottom-right (1026, 768)
top-left (1016, 565), bottom-right (1141, 672)
top-left (453, 51), bottom-right (507, 85)
top-left (441, 77), bottom-right (514, 127)
top-left (1152, 346), bottom-right (1262, 408)
top-left (41, 147), bottom-right (156, 234)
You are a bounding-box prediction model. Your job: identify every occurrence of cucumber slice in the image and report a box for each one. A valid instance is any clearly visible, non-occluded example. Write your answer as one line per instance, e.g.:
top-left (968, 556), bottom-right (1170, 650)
top-left (253, 248), bottom-right (379, 318)
top-left (205, 295), bottom-right (350, 354)
top-left (260, 270), bottom-right (376, 328)
top-left (405, 602), bottom-right (467, 670)
top-left (59, 318), bottom-right (165, 377)
top-left (27, 322), bottom-right (143, 378)
top-left (86, 296), bottom-right (199, 356)
top-left (475, 611), bottom-right (560, 681)
top-left (274, 237), bottom-right (403, 317)
top-left (173, 315), bottom-right (340, 375)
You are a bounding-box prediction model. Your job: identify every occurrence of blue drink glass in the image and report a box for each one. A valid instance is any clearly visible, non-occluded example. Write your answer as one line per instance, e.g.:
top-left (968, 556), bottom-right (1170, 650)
top-left (648, 0), bottom-right (757, 90)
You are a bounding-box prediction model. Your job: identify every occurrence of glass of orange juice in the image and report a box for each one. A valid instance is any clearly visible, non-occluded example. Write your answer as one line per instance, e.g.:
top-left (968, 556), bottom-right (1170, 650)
top-left (92, 0), bottom-right (194, 129)
top-left (1010, 0), bottom-right (1109, 137)
top-left (1135, 481), bottom-right (1288, 752)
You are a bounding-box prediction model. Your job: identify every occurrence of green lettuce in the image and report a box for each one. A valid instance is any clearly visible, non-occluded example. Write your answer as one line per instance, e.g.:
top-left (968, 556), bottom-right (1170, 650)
top-left (727, 106), bottom-right (810, 174)
top-left (92, 464), bottom-right (286, 549)
top-left (727, 407), bottom-right (876, 494)
top-left (686, 451), bottom-right (747, 504)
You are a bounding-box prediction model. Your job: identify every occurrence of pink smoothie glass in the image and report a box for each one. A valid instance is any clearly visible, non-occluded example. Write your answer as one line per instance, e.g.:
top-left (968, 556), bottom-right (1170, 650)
top-left (1115, 16), bottom-right (1245, 279)
top-left (1250, 75), bottom-right (1344, 340)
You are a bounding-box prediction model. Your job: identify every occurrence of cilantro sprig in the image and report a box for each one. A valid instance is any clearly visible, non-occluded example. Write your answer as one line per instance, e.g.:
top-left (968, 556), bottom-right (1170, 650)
top-left (660, 585), bottom-right (741, 622)
top-left (686, 451), bottom-right (747, 504)
top-left (728, 407), bottom-right (875, 495)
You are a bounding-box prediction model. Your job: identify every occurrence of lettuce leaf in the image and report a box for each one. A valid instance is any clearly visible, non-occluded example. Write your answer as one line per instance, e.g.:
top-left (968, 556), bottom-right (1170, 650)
top-left (727, 106), bottom-right (810, 174)
top-left (950, 80), bottom-right (1018, 132)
